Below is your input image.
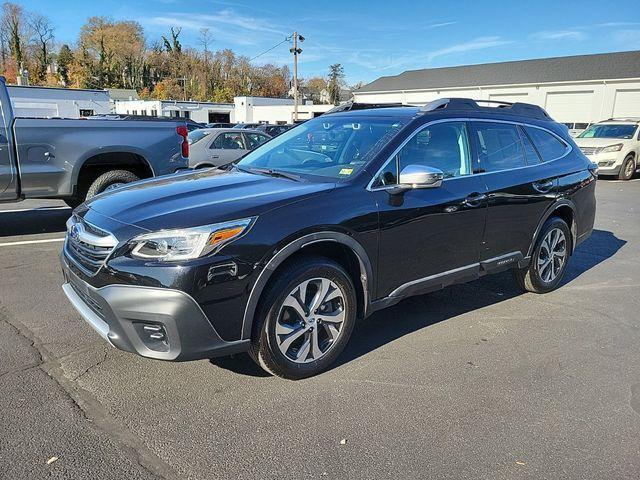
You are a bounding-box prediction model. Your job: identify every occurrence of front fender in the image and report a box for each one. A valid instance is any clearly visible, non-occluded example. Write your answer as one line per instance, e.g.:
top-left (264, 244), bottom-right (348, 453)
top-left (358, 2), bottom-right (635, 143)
top-left (240, 231), bottom-right (374, 340)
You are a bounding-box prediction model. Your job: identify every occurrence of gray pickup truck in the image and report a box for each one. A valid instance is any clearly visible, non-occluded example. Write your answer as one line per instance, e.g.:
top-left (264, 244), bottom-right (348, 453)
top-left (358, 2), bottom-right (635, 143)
top-left (0, 76), bottom-right (189, 207)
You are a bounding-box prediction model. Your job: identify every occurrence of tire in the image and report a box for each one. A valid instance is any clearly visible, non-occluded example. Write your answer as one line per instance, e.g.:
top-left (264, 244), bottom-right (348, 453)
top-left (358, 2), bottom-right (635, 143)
top-left (248, 256), bottom-right (357, 380)
top-left (85, 170), bottom-right (140, 201)
top-left (513, 217), bottom-right (572, 294)
top-left (618, 155), bottom-right (636, 181)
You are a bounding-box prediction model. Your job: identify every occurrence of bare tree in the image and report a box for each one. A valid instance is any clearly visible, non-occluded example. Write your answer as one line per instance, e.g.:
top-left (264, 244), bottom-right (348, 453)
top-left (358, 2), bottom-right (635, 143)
top-left (29, 12), bottom-right (54, 82)
top-left (198, 28), bottom-right (213, 59)
top-left (1, 2), bottom-right (26, 68)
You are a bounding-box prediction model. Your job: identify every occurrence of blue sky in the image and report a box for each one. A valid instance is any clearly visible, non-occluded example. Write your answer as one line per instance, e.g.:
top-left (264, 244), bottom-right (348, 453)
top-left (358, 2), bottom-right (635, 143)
top-left (17, 0), bottom-right (640, 84)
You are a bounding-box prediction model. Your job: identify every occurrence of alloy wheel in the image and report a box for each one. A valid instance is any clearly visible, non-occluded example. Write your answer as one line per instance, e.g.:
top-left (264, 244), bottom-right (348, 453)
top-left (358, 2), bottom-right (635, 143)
top-left (537, 227), bottom-right (567, 283)
top-left (275, 277), bottom-right (346, 363)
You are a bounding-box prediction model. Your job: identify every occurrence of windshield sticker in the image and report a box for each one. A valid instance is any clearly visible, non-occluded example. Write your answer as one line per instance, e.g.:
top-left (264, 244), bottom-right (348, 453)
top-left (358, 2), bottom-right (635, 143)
top-left (339, 168), bottom-right (354, 176)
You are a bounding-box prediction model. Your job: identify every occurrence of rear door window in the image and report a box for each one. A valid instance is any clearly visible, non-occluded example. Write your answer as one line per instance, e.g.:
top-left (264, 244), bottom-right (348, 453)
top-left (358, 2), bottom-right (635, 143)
top-left (523, 126), bottom-right (568, 161)
top-left (212, 132), bottom-right (245, 150)
top-left (243, 132), bottom-right (269, 149)
top-left (473, 122), bottom-right (526, 172)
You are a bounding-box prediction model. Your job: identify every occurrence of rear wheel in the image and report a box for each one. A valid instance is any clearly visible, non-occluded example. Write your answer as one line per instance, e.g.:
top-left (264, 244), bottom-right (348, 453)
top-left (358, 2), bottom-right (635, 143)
top-left (85, 169), bottom-right (140, 201)
top-left (249, 256), bottom-right (357, 379)
top-left (618, 155), bottom-right (636, 181)
top-left (513, 217), bottom-right (571, 294)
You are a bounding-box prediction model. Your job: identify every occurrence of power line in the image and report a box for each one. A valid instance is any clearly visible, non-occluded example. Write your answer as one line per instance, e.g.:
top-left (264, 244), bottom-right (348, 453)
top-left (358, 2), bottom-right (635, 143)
top-left (249, 36), bottom-right (292, 62)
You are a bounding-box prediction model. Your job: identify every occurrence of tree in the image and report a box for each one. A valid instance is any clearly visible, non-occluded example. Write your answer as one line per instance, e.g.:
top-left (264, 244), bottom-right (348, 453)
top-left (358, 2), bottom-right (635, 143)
top-left (304, 76), bottom-right (327, 103)
top-left (56, 44), bottom-right (72, 86)
top-left (28, 12), bottom-right (54, 83)
top-left (1, 2), bottom-right (26, 77)
top-left (327, 63), bottom-right (345, 105)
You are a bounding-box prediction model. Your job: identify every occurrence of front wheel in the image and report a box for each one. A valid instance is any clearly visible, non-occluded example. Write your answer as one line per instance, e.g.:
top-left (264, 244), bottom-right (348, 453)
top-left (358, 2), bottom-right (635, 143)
top-left (249, 256), bottom-right (357, 379)
top-left (618, 155), bottom-right (636, 181)
top-left (513, 217), bottom-right (571, 294)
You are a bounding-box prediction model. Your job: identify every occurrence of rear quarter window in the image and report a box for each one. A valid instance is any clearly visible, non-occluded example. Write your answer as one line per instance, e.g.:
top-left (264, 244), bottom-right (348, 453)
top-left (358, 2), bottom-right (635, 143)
top-left (523, 126), bottom-right (568, 161)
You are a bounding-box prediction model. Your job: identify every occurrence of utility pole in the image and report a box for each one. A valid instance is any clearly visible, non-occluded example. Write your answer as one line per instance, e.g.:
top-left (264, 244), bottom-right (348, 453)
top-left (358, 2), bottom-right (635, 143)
top-left (290, 32), bottom-right (304, 122)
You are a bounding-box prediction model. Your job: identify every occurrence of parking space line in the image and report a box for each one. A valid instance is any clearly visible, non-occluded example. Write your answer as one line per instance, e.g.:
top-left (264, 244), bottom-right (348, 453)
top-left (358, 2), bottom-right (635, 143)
top-left (0, 238), bottom-right (65, 247)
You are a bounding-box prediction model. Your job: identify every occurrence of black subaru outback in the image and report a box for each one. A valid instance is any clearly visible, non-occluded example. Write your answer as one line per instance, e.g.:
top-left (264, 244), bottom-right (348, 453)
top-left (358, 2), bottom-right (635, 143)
top-left (61, 98), bottom-right (597, 379)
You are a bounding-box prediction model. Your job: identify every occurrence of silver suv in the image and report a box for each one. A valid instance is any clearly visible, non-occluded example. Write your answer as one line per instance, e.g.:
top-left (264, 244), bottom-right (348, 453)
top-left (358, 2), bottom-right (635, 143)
top-left (574, 118), bottom-right (640, 180)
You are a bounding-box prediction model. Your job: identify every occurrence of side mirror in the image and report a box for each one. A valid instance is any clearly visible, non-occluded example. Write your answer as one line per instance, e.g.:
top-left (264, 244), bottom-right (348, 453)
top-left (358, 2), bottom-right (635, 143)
top-left (398, 165), bottom-right (444, 189)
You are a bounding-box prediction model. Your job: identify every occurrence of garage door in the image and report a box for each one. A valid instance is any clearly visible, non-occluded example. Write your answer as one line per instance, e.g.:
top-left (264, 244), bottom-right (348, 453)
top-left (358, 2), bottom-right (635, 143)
top-left (545, 91), bottom-right (593, 123)
top-left (613, 90), bottom-right (640, 118)
top-left (12, 102), bottom-right (58, 118)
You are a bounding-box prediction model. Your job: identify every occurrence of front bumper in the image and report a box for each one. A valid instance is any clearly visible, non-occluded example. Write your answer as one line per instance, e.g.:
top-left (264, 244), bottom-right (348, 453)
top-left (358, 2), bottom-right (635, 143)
top-left (61, 253), bottom-right (250, 361)
top-left (583, 152), bottom-right (623, 174)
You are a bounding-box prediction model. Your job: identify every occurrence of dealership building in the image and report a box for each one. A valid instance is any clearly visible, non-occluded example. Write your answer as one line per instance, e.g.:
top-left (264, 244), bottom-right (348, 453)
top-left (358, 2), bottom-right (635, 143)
top-left (354, 50), bottom-right (640, 126)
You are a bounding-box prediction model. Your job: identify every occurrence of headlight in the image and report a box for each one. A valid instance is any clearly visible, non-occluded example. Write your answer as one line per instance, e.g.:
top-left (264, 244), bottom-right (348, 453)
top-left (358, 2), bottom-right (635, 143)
top-left (129, 217), bottom-right (255, 261)
top-left (601, 143), bottom-right (623, 153)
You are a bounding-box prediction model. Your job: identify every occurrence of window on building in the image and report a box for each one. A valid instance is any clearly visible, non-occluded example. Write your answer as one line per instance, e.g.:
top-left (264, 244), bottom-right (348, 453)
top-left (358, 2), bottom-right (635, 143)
top-left (276, 121), bottom-right (286, 126)
top-left (473, 122), bottom-right (526, 172)
top-left (79, 109), bottom-right (94, 117)
top-left (523, 126), bottom-right (568, 161)
top-left (141, 110), bottom-right (147, 116)
top-left (183, 111), bottom-right (190, 119)
top-left (151, 110), bottom-right (158, 117)
top-left (171, 110), bottom-right (180, 118)
top-left (132, 110), bottom-right (138, 115)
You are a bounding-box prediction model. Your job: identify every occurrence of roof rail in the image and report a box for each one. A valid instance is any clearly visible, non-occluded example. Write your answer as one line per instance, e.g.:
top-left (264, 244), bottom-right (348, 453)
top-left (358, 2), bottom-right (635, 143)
top-left (604, 117), bottom-right (640, 123)
top-left (325, 101), bottom-right (405, 114)
top-left (422, 97), bottom-right (552, 120)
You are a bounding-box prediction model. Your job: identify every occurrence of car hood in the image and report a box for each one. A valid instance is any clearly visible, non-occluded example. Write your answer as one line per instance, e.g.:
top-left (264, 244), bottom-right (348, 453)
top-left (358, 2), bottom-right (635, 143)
top-left (84, 169), bottom-right (334, 234)
top-left (574, 137), bottom-right (632, 147)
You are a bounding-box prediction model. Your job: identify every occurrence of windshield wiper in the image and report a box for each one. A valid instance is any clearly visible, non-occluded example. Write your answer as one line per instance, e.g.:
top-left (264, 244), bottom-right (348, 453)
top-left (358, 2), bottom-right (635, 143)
top-left (243, 167), bottom-right (303, 182)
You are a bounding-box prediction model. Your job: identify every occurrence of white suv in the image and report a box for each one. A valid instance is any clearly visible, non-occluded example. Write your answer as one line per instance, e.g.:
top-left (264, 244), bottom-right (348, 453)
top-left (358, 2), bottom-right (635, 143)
top-left (574, 119), bottom-right (640, 180)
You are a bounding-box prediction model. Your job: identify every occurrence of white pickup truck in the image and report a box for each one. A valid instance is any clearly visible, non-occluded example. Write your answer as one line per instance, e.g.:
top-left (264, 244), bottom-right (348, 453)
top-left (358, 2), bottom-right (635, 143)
top-left (0, 76), bottom-right (190, 207)
top-left (574, 118), bottom-right (640, 180)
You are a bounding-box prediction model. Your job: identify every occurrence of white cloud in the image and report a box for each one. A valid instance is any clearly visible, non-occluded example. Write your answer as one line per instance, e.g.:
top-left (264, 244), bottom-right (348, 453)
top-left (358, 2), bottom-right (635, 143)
top-left (146, 8), bottom-right (288, 46)
top-left (424, 36), bottom-right (514, 62)
top-left (427, 21), bottom-right (458, 29)
top-left (532, 30), bottom-right (586, 41)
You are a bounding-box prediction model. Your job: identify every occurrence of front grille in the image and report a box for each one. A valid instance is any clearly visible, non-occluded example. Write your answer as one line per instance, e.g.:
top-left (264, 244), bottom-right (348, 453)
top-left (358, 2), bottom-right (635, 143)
top-left (65, 216), bottom-right (117, 275)
top-left (69, 280), bottom-right (103, 316)
top-left (580, 146), bottom-right (599, 156)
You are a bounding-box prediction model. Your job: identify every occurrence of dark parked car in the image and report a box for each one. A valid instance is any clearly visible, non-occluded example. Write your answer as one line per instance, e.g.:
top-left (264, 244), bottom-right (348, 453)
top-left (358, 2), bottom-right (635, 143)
top-left (257, 124), bottom-right (293, 137)
top-left (61, 98), bottom-right (596, 379)
top-left (206, 122), bottom-right (235, 129)
top-left (234, 122), bottom-right (263, 129)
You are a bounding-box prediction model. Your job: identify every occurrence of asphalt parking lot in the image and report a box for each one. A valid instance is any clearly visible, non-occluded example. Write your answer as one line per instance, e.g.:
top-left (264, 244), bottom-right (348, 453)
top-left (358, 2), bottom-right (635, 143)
top-left (1, 178), bottom-right (639, 480)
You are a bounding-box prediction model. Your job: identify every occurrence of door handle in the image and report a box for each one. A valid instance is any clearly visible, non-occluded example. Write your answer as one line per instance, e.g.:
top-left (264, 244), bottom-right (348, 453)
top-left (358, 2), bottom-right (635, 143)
top-left (463, 193), bottom-right (487, 207)
top-left (533, 179), bottom-right (554, 193)
top-left (210, 155), bottom-right (219, 159)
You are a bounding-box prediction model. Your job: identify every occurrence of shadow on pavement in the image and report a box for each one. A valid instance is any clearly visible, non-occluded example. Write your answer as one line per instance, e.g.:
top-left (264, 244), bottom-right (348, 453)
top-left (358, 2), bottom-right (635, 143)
top-left (211, 228), bottom-right (625, 378)
top-left (0, 207), bottom-right (70, 237)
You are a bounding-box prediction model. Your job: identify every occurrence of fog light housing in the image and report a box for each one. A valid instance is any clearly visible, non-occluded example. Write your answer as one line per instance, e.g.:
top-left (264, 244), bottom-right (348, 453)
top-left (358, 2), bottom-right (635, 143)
top-left (133, 322), bottom-right (169, 352)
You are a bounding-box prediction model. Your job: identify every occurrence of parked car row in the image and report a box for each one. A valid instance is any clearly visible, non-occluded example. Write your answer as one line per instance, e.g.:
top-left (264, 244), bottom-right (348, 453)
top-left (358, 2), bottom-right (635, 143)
top-left (187, 128), bottom-right (271, 168)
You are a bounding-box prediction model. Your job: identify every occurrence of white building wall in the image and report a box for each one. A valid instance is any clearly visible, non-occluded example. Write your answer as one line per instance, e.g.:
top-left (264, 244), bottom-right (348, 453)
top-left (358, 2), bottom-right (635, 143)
top-left (353, 79), bottom-right (640, 124)
top-left (113, 99), bottom-right (235, 123)
top-left (8, 85), bottom-right (110, 118)
top-left (234, 96), bottom-right (332, 123)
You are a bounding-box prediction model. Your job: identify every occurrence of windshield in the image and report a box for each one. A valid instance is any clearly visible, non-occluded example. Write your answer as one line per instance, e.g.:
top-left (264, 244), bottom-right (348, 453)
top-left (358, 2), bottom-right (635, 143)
top-left (188, 130), bottom-right (211, 144)
top-left (237, 116), bottom-right (407, 180)
top-left (578, 124), bottom-right (637, 139)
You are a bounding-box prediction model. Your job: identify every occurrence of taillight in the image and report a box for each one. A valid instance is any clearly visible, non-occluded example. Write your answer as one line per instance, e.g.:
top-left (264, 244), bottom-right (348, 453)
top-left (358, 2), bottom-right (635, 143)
top-left (176, 125), bottom-right (189, 158)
